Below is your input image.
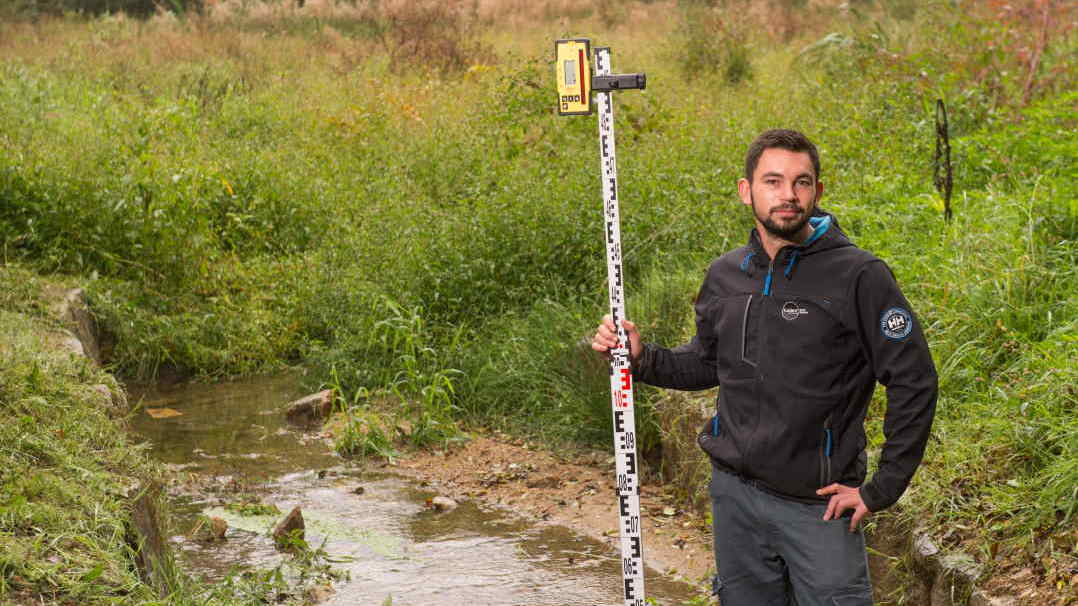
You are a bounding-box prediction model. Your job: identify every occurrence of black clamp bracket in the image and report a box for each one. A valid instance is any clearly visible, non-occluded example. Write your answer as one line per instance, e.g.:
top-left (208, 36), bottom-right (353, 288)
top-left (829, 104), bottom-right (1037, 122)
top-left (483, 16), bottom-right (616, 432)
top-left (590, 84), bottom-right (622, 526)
top-left (592, 73), bottom-right (647, 92)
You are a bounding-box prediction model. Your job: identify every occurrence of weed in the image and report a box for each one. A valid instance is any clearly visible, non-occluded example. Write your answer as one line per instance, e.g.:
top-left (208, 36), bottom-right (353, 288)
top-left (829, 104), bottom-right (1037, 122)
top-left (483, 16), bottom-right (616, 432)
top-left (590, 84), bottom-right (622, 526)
top-left (596, 0), bottom-right (630, 29)
top-left (367, 0), bottom-right (493, 74)
top-left (674, 3), bottom-right (754, 84)
top-left (331, 404), bottom-right (401, 460)
top-left (319, 299), bottom-right (464, 457)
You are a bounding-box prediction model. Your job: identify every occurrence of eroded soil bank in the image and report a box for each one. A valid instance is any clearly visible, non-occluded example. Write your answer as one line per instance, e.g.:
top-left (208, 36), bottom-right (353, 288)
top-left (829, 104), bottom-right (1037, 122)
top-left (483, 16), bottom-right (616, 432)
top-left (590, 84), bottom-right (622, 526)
top-left (395, 433), bottom-right (716, 588)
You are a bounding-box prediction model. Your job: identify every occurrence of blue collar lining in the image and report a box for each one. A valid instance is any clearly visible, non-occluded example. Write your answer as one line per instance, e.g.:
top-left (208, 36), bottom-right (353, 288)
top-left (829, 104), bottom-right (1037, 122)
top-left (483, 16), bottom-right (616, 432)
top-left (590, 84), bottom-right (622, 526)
top-left (803, 215), bottom-right (831, 247)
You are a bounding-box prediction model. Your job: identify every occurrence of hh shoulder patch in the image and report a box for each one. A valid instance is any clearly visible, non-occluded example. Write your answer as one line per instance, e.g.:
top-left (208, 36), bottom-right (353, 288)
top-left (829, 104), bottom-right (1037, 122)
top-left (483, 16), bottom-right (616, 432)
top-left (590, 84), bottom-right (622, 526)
top-left (880, 307), bottom-right (913, 340)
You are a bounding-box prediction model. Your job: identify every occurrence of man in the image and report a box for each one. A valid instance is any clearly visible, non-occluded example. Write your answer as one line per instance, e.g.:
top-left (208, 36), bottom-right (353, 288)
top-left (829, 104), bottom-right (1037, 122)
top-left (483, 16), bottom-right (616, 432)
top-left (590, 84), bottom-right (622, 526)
top-left (591, 129), bottom-right (937, 605)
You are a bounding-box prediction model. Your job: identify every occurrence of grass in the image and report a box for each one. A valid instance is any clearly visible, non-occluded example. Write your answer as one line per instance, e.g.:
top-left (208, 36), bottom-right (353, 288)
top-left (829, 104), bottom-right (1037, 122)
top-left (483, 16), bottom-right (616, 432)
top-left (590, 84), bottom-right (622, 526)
top-left (0, 0), bottom-right (1075, 602)
top-left (0, 267), bottom-right (161, 604)
top-left (0, 265), bottom-right (361, 605)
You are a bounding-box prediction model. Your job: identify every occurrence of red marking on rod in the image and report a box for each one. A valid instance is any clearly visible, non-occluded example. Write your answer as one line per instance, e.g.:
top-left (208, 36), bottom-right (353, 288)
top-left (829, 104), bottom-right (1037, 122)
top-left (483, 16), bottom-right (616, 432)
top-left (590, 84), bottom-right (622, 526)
top-left (620, 368), bottom-right (632, 391)
top-left (577, 48), bottom-right (587, 102)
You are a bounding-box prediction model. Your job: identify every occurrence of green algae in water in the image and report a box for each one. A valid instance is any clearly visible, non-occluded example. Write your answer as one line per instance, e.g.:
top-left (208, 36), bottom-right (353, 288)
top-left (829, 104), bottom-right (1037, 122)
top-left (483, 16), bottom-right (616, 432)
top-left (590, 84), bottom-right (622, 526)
top-left (203, 506), bottom-right (405, 559)
top-left (225, 499), bottom-right (281, 517)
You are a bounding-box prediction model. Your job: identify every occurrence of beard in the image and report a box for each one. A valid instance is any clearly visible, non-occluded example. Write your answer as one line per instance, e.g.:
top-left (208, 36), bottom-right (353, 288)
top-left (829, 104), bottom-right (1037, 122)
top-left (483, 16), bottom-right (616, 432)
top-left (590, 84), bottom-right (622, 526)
top-left (751, 192), bottom-right (814, 240)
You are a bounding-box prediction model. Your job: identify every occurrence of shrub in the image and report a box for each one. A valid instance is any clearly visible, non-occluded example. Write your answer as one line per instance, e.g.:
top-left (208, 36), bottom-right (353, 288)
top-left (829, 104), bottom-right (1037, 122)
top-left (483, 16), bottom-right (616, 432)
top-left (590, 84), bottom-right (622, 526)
top-left (1, 0), bottom-right (202, 19)
top-left (366, 0), bottom-right (493, 74)
top-left (674, 4), bottom-right (753, 84)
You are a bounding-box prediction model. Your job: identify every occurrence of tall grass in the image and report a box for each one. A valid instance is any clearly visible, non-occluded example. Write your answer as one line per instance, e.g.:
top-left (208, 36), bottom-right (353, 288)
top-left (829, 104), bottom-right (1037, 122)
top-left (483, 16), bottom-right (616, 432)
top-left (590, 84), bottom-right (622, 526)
top-left (0, 0), bottom-right (1075, 598)
top-left (0, 266), bottom-right (353, 605)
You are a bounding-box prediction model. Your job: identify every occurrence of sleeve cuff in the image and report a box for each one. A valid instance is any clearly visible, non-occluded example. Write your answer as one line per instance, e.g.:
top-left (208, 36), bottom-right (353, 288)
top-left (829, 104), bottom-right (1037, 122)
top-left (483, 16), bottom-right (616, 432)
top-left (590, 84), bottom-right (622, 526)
top-left (859, 482), bottom-right (892, 513)
top-left (631, 343), bottom-right (653, 377)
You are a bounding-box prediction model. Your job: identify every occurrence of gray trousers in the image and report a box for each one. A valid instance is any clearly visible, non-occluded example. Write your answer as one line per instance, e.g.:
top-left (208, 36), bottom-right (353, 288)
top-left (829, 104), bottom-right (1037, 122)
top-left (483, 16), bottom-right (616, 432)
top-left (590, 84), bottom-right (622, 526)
top-left (710, 468), bottom-right (873, 606)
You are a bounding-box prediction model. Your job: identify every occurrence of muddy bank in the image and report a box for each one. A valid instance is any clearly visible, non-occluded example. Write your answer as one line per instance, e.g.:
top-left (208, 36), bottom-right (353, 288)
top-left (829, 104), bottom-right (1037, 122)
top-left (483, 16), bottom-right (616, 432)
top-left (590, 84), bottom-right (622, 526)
top-left (395, 433), bottom-right (716, 588)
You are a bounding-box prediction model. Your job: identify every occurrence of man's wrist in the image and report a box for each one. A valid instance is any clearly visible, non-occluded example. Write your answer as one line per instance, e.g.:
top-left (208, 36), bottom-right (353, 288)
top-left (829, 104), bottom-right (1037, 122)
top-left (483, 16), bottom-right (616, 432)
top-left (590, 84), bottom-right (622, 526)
top-left (630, 343), bottom-right (649, 374)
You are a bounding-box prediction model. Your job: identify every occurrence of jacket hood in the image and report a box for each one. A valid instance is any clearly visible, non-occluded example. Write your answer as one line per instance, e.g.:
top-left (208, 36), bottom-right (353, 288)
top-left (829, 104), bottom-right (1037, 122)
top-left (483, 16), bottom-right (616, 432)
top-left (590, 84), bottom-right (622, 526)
top-left (740, 208), bottom-right (853, 281)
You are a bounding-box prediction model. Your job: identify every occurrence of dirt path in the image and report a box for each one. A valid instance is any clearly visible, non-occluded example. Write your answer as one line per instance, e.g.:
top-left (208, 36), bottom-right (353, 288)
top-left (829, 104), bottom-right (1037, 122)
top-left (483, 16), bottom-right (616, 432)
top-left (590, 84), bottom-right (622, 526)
top-left (394, 431), bottom-right (715, 594)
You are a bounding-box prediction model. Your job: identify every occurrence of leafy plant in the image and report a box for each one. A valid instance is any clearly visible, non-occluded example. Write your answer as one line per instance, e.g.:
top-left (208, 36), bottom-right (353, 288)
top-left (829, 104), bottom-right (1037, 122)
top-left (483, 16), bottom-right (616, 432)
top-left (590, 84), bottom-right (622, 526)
top-left (675, 2), bottom-right (754, 84)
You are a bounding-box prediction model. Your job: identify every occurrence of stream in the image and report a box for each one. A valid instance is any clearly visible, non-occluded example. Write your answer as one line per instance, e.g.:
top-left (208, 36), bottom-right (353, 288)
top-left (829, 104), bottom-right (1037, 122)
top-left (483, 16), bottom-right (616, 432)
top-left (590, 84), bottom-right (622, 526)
top-left (127, 373), bottom-right (700, 606)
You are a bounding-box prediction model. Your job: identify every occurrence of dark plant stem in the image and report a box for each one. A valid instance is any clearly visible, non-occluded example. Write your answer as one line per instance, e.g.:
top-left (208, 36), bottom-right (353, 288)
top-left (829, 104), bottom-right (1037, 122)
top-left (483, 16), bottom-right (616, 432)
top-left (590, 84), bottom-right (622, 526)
top-left (933, 98), bottom-right (953, 223)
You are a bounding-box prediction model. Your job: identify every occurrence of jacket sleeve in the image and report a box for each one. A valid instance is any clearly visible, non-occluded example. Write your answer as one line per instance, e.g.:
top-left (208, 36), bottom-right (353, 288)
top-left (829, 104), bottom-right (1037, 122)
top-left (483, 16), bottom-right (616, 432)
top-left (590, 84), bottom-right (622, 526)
top-left (632, 339), bottom-right (719, 391)
top-left (853, 260), bottom-right (938, 512)
top-left (631, 268), bottom-right (721, 391)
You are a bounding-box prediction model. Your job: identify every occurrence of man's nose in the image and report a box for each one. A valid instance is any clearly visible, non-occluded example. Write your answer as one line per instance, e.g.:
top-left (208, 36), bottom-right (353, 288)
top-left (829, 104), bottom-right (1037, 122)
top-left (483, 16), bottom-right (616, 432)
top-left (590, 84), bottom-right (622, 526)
top-left (780, 182), bottom-right (798, 201)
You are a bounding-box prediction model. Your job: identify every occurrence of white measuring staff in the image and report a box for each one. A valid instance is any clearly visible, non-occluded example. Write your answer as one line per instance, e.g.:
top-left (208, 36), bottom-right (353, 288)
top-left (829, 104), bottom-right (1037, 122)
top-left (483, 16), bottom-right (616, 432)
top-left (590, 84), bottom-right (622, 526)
top-left (594, 46), bottom-right (646, 606)
top-left (554, 38), bottom-right (647, 605)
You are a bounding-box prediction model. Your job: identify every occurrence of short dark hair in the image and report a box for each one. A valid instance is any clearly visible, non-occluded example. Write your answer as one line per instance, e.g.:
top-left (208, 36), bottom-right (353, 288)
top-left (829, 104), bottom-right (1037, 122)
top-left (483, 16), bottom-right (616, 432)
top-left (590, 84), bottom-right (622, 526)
top-left (744, 129), bottom-right (821, 183)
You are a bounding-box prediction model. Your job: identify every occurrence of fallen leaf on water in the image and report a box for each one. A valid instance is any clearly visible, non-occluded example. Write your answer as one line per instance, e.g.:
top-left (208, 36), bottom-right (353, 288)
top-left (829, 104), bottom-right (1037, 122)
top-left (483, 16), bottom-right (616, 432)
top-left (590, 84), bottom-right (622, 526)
top-left (146, 407), bottom-right (183, 419)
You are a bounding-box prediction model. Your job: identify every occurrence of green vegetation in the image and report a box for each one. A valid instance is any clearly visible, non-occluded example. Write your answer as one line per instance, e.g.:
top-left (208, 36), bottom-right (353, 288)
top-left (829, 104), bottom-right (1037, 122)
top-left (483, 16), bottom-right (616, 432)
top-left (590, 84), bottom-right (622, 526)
top-left (0, 0), bottom-right (1075, 602)
top-left (0, 266), bottom-right (343, 604)
top-left (0, 268), bottom-right (162, 604)
top-left (224, 498), bottom-right (281, 517)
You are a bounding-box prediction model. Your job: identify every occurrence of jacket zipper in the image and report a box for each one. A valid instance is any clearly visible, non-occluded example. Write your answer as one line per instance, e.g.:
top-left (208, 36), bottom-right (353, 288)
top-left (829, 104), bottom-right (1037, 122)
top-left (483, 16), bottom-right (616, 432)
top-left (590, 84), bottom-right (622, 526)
top-left (749, 256), bottom-right (776, 481)
top-left (819, 414), bottom-right (834, 486)
top-left (746, 262), bottom-right (775, 480)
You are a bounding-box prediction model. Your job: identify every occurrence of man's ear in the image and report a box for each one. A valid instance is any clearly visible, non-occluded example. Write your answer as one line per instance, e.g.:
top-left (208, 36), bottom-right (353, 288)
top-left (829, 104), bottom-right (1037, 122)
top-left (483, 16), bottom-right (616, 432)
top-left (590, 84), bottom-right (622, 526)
top-left (816, 180), bottom-right (825, 202)
top-left (737, 178), bottom-right (752, 207)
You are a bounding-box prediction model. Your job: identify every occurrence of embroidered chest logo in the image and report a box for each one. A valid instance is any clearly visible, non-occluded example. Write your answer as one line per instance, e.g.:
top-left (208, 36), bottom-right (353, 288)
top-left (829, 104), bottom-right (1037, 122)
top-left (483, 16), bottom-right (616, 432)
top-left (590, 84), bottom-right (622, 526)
top-left (781, 301), bottom-right (809, 321)
top-left (880, 307), bottom-right (913, 339)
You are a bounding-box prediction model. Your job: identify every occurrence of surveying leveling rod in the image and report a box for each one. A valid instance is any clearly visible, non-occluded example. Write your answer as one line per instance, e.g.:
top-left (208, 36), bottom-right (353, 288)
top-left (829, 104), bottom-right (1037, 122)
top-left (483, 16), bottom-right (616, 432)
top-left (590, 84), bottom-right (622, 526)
top-left (555, 39), bottom-right (647, 606)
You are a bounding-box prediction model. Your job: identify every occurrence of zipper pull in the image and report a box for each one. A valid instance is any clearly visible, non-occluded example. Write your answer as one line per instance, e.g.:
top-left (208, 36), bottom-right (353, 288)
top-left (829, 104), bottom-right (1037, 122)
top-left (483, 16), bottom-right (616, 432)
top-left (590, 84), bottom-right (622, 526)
top-left (763, 260), bottom-right (775, 296)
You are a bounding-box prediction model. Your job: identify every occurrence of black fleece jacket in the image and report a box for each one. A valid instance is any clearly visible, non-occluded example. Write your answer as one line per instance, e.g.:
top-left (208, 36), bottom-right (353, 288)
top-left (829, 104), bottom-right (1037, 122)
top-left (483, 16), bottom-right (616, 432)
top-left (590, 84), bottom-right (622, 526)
top-left (633, 211), bottom-right (938, 512)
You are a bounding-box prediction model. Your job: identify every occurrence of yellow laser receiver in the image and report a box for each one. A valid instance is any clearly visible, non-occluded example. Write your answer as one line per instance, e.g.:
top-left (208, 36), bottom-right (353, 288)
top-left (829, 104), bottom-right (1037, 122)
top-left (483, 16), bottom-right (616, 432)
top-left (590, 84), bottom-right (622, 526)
top-left (556, 39), bottom-right (646, 116)
top-left (555, 38), bottom-right (592, 116)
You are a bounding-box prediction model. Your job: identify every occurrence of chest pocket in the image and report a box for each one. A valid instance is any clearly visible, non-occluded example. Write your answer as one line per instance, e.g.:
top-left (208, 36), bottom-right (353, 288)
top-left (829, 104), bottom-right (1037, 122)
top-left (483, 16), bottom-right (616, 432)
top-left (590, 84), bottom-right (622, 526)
top-left (768, 295), bottom-right (840, 345)
top-left (702, 294), bottom-right (759, 380)
top-left (763, 294), bottom-right (850, 395)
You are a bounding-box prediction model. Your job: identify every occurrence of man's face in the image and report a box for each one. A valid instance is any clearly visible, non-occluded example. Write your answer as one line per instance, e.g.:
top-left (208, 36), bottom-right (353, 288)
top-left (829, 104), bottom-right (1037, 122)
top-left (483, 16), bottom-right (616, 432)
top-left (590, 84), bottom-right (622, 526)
top-left (738, 148), bottom-right (824, 242)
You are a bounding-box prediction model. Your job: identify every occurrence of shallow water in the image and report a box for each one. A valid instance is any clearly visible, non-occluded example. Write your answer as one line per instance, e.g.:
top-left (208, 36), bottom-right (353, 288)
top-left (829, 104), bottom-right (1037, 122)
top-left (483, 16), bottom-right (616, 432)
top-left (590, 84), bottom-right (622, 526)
top-left (127, 374), bottom-right (699, 606)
